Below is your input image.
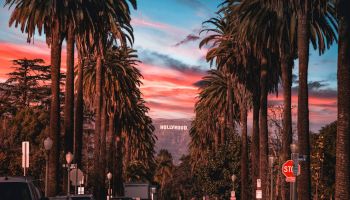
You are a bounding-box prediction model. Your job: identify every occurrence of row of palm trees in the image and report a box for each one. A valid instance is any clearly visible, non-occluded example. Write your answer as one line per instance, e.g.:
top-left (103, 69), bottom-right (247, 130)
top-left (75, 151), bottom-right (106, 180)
top-left (191, 0), bottom-right (349, 199)
top-left (5, 0), bottom-right (156, 199)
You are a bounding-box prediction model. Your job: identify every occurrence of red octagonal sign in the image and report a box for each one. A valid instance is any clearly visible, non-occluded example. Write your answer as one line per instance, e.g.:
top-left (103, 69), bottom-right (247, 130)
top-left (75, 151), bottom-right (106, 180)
top-left (282, 160), bottom-right (300, 182)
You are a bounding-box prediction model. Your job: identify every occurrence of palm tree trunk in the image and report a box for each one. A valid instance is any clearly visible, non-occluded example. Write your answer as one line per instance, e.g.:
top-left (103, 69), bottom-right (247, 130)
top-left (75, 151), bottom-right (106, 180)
top-left (115, 133), bottom-right (124, 196)
top-left (93, 55), bottom-right (103, 199)
top-left (297, 3), bottom-right (311, 198)
top-left (240, 106), bottom-right (249, 200)
top-left (48, 18), bottom-right (62, 197)
top-left (227, 74), bottom-right (235, 135)
top-left (74, 45), bottom-right (84, 167)
top-left (280, 54), bottom-right (293, 200)
top-left (251, 83), bottom-right (260, 198)
top-left (335, 2), bottom-right (350, 199)
top-left (259, 58), bottom-right (269, 200)
top-left (214, 123), bottom-right (219, 152)
top-left (64, 22), bottom-right (75, 154)
top-left (100, 95), bottom-right (107, 198)
top-left (220, 126), bottom-right (225, 146)
top-left (124, 132), bottom-right (131, 171)
top-left (107, 113), bottom-right (114, 171)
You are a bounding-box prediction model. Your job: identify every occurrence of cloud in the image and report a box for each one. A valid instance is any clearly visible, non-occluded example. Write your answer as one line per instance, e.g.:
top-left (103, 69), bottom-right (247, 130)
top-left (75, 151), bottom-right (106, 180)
top-left (193, 80), bottom-right (207, 88)
top-left (308, 80), bottom-right (329, 90)
top-left (291, 80), bottom-right (336, 99)
top-left (292, 73), bottom-right (298, 84)
top-left (132, 17), bottom-right (185, 35)
top-left (139, 50), bottom-right (206, 74)
top-left (136, 61), bottom-right (203, 119)
top-left (173, 34), bottom-right (200, 47)
top-left (0, 41), bottom-right (70, 79)
top-left (176, 0), bottom-right (210, 12)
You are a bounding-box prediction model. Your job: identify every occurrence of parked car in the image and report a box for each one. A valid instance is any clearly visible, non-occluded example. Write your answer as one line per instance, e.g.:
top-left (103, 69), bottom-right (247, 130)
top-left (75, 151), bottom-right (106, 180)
top-left (0, 176), bottom-right (47, 200)
top-left (49, 194), bottom-right (94, 200)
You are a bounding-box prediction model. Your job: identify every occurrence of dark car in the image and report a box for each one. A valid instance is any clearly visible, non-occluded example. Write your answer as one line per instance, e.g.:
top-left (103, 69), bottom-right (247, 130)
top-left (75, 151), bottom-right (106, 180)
top-left (110, 197), bottom-right (133, 200)
top-left (49, 194), bottom-right (95, 200)
top-left (0, 176), bottom-right (47, 200)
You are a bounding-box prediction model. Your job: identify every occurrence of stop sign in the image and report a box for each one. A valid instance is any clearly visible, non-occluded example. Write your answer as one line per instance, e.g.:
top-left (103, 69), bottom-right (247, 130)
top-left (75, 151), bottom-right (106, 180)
top-left (282, 160), bottom-right (300, 182)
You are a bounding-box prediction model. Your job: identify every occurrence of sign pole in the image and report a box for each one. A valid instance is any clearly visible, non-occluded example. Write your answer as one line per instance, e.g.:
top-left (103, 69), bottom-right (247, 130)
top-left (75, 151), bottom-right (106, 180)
top-left (22, 141), bottom-right (29, 176)
top-left (24, 142), bottom-right (26, 176)
top-left (24, 144), bottom-right (26, 176)
top-left (256, 179), bottom-right (262, 199)
top-left (75, 164), bottom-right (78, 195)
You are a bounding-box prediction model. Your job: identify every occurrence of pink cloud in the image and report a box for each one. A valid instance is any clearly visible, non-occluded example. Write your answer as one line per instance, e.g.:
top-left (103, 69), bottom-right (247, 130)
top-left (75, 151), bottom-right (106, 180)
top-left (137, 62), bottom-right (202, 119)
top-left (132, 17), bottom-right (186, 35)
top-left (0, 41), bottom-right (70, 78)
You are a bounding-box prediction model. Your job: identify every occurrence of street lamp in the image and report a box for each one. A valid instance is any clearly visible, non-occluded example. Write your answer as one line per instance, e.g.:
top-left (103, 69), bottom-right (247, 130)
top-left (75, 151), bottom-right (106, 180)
top-left (290, 144), bottom-right (298, 200)
top-left (65, 152), bottom-right (74, 196)
top-left (231, 174), bottom-right (236, 190)
top-left (44, 137), bottom-right (53, 197)
top-left (268, 156), bottom-right (274, 200)
top-left (107, 172), bottom-right (112, 199)
top-left (231, 174), bottom-right (236, 199)
top-left (150, 186), bottom-right (157, 200)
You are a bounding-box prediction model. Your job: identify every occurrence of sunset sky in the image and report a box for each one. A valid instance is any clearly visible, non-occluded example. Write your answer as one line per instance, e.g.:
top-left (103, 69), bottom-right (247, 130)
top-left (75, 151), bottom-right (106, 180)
top-left (0, 0), bottom-right (338, 132)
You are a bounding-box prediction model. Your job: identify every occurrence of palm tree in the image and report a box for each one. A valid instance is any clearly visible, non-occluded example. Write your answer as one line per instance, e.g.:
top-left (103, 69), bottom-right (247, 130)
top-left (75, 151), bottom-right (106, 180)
top-left (5, 0), bottom-right (67, 195)
top-left (335, 0), bottom-right (350, 199)
top-left (200, 13), bottom-right (264, 199)
top-left (293, 1), bottom-right (337, 197)
top-left (189, 68), bottom-right (242, 175)
top-left (155, 150), bottom-right (174, 199)
top-left (74, 47), bottom-right (84, 167)
top-left (234, 1), bottom-right (337, 198)
top-left (200, 11), bottom-right (280, 198)
top-left (83, 1), bottom-right (136, 198)
top-left (82, 46), bottom-right (152, 196)
top-left (64, 21), bottom-right (75, 154)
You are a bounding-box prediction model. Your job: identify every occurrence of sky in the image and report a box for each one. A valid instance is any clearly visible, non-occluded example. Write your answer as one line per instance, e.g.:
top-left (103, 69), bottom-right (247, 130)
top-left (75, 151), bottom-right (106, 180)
top-left (0, 0), bottom-right (338, 132)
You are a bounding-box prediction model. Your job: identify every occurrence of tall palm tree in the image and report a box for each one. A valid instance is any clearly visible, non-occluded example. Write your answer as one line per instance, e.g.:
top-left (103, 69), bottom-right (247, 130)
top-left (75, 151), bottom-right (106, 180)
top-left (64, 21), bottom-right (75, 154)
top-left (84, 1), bottom-right (136, 198)
top-left (335, 0), bottom-right (350, 199)
top-left (155, 150), bottom-right (174, 199)
top-left (6, 0), bottom-right (66, 195)
top-left (189, 68), bottom-right (240, 173)
top-left (235, 1), bottom-right (337, 198)
top-left (293, 1), bottom-right (337, 197)
top-left (74, 47), bottom-right (84, 167)
top-left (81, 45), bottom-right (148, 196)
top-left (199, 13), bottom-right (263, 200)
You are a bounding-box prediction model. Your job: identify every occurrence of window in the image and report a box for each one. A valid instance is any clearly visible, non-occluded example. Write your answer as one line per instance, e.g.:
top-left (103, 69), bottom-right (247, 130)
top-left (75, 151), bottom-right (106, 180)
top-left (0, 182), bottom-right (32, 200)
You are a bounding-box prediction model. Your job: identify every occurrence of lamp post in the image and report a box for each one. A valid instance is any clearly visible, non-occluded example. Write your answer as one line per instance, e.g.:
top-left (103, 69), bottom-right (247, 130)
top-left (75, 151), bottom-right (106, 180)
top-left (231, 174), bottom-right (236, 200)
top-left (290, 144), bottom-right (298, 200)
top-left (44, 137), bottom-right (53, 197)
top-left (151, 186), bottom-right (156, 200)
top-left (268, 156), bottom-right (274, 200)
top-left (107, 172), bottom-right (112, 199)
top-left (65, 152), bottom-right (74, 196)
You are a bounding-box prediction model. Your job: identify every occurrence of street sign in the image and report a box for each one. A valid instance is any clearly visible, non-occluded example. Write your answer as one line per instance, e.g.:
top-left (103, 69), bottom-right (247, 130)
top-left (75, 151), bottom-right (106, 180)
top-left (282, 160), bottom-right (300, 182)
top-left (256, 189), bottom-right (262, 199)
top-left (231, 191), bottom-right (236, 200)
top-left (257, 179), bottom-right (261, 188)
top-left (78, 186), bottom-right (84, 195)
top-left (22, 141), bottom-right (29, 168)
top-left (70, 168), bottom-right (84, 186)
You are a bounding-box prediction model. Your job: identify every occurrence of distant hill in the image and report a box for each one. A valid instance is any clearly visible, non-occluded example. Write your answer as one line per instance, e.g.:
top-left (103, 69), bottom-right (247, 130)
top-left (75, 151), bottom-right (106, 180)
top-left (152, 118), bottom-right (192, 164)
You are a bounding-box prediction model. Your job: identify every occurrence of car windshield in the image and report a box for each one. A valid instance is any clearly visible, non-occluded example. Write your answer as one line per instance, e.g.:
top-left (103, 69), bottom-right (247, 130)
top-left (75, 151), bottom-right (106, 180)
top-left (71, 197), bottom-right (92, 200)
top-left (0, 182), bottom-right (32, 200)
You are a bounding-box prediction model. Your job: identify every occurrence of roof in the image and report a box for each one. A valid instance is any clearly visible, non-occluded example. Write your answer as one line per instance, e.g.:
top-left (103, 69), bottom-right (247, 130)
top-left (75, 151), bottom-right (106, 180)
top-left (0, 176), bottom-right (33, 183)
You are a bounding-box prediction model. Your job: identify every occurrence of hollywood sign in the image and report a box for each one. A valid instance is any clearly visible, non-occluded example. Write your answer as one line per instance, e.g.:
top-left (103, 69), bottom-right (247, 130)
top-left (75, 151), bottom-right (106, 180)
top-left (159, 125), bottom-right (188, 130)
